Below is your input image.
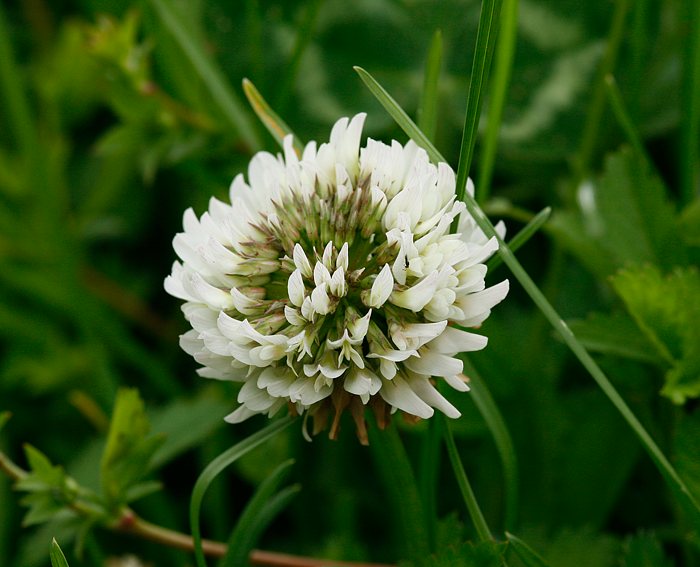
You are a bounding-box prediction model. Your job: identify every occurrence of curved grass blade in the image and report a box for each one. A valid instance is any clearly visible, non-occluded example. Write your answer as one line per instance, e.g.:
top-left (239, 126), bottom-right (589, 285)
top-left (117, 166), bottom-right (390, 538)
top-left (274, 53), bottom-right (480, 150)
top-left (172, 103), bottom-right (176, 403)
top-left (368, 417), bottom-right (430, 561)
top-left (463, 360), bottom-right (519, 531)
top-left (49, 539), bottom-right (70, 567)
top-left (242, 79), bottom-right (305, 155)
top-left (149, 0), bottom-right (262, 151)
top-left (505, 533), bottom-right (552, 567)
top-left (477, 0), bottom-right (519, 203)
top-left (454, 0), bottom-right (503, 207)
top-left (486, 206), bottom-right (551, 272)
top-left (442, 415), bottom-right (492, 542)
top-left (218, 459), bottom-right (297, 567)
top-left (190, 416), bottom-right (295, 567)
top-left (418, 30), bottom-right (443, 142)
top-left (357, 71), bottom-right (700, 530)
top-left (604, 75), bottom-right (649, 165)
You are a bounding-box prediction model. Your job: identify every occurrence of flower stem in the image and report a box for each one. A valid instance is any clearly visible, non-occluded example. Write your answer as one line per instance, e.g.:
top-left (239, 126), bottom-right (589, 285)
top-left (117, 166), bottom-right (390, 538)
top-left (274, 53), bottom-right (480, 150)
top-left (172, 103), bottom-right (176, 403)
top-left (441, 415), bottom-right (492, 542)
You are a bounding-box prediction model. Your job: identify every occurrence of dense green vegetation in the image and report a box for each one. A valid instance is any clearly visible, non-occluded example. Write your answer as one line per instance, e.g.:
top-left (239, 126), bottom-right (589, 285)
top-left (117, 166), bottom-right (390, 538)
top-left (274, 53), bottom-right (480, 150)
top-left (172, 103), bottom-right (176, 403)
top-left (0, 0), bottom-right (699, 565)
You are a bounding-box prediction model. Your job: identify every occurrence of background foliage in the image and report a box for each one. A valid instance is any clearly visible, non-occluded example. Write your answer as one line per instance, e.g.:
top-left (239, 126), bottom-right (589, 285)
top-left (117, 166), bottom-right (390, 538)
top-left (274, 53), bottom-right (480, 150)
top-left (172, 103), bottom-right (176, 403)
top-left (0, 0), bottom-right (699, 565)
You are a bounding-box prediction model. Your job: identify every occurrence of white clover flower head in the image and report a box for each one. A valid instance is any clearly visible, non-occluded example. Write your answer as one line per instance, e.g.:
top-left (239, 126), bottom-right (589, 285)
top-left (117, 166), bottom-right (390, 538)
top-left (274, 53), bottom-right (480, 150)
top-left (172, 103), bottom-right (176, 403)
top-left (165, 114), bottom-right (509, 444)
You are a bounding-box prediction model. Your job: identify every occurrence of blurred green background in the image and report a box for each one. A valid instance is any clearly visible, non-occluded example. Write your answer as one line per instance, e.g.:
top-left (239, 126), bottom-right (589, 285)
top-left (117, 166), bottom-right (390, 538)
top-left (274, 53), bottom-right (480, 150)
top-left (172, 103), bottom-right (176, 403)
top-left (0, 0), bottom-right (699, 565)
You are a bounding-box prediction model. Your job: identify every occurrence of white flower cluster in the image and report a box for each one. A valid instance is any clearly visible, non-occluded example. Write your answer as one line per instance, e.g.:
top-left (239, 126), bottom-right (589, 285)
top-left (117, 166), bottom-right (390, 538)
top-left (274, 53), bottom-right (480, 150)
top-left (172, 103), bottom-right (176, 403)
top-left (165, 114), bottom-right (508, 443)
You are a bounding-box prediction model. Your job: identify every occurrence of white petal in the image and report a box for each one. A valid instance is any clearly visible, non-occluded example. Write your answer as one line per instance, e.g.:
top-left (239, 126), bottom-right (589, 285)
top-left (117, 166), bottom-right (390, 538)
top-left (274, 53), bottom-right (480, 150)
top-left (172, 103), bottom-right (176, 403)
top-left (429, 326), bottom-right (488, 354)
top-left (287, 269), bottom-right (305, 307)
top-left (379, 375), bottom-right (434, 419)
top-left (443, 372), bottom-right (470, 392)
top-left (369, 264), bottom-right (394, 308)
top-left (293, 244), bottom-right (312, 277)
top-left (408, 377), bottom-right (461, 418)
top-left (405, 350), bottom-right (463, 378)
top-left (390, 270), bottom-right (440, 312)
top-left (224, 405), bottom-right (258, 423)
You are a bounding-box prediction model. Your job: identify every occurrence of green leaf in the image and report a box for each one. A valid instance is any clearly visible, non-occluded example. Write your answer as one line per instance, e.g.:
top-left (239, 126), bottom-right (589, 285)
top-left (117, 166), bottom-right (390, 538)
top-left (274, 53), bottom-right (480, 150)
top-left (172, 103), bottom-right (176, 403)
top-left (611, 266), bottom-right (700, 403)
top-left (100, 388), bottom-right (164, 509)
top-left (673, 408), bottom-right (700, 504)
top-left (49, 539), bottom-right (70, 567)
top-left (566, 312), bottom-right (663, 365)
top-left (190, 416), bottom-right (296, 567)
top-left (219, 460), bottom-right (298, 567)
top-left (506, 533), bottom-right (552, 567)
top-left (417, 29), bottom-right (443, 142)
top-left (680, 198), bottom-right (700, 247)
top-left (620, 533), bottom-right (673, 567)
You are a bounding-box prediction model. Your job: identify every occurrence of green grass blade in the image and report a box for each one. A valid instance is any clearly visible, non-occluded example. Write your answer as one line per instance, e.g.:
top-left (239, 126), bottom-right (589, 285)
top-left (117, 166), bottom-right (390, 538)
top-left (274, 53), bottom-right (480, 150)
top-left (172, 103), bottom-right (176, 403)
top-left (418, 416), bottom-right (442, 551)
top-left (442, 415), bottom-right (492, 542)
top-left (680, 0), bottom-right (700, 205)
top-left (486, 206), bottom-right (551, 272)
top-left (276, 0), bottom-right (325, 114)
top-left (463, 359), bottom-right (519, 531)
top-left (49, 539), bottom-right (70, 567)
top-left (242, 79), bottom-right (305, 155)
top-left (368, 418), bottom-right (430, 561)
top-left (575, 0), bottom-right (632, 180)
top-left (477, 0), bottom-right (519, 204)
top-left (218, 459), bottom-right (296, 567)
top-left (149, 0), bottom-right (262, 152)
top-left (604, 75), bottom-right (651, 166)
top-left (417, 30), bottom-right (443, 142)
top-left (354, 67), bottom-right (443, 164)
top-left (454, 0), bottom-right (504, 207)
top-left (357, 71), bottom-right (700, 531)
top-left (505, 533), bottom-right (552, 567)
top-left (189, 417), bottom-right (295, 567)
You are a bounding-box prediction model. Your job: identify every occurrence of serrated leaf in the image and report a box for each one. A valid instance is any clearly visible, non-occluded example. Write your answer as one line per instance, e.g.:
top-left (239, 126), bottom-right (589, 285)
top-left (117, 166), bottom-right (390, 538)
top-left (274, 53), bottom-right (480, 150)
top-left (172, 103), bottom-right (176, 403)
top-left (621, 533), bottom-right (672, 567)
top-left (566, 312), bottom-right (663, 365)
top-left (49, 539), bottom-right (70, 567)
top-left (611, 266), bottom-right (700, 403)
top-left (100, 388), bottom-right (164, 509)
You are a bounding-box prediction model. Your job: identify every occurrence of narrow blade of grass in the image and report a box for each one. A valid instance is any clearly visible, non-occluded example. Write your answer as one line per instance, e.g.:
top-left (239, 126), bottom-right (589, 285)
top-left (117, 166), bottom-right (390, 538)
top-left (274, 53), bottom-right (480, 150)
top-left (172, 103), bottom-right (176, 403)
top-left (357, 72), bottom-right (700, 530)
top-left (242, 79), bottom-right (304, 155)
top-left (505, 533), bottom-right (552, 567)
top-left (442, 415), bottom-right (492, 542)
top-left (417, 30), bottom-right (443, 141)
top-left (49, 539), bottom-right (70, 567)
top-left (604, 75), bottom-right (652, 168)
top-left (368, 417), bottom-right (430, 561)
top-left (575, 0), bottom-right (632, 181)
top-left (477, 0), bottom-right (519, 204)
top-left (219, 460), bottom-right (297, 567)
top-left (486, 206), bottom-right (551, 272)
top-left (189, 417), bottom-right (295, 567)
top-left (276, 0), bottom-right (325, 114)
top-left (418, 416), bottom-right (442, 551)
top-left (463, 360), bottom-right (519, 531)
top-left (149, 0), bottom-right (262, 152)
top-left (680, 0), bottom-right (700, 205)
top-left (454, 0), bottom-right (504, 208)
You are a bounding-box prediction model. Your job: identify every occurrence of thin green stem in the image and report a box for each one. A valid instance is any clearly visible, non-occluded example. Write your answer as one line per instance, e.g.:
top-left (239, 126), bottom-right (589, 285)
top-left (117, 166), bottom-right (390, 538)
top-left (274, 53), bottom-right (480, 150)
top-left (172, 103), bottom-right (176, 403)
top-left (149, 0), bottom-right (262, 152)
top-left (454, 0), bottom-right (504, 211)
top-left (680, 0), bottom-right (700, 205)
top-left (462, 361), bottom-right (519, 531)
top-left (441, 416), bottom-right (492, 542)
top-left (477, 0), bottom-right (519, 204)
top-left (604, 74), bottom-right (653, 170)
top-left (418, 418), bottom-right (442, 552)
top-left (575, 0), bottom-right (631, 181)
top-left (485, 206), bottom-right (551, 272)
top-left (276, 0), bottom-right (324, 114)
top-left (368, 419), bottom-right (430, 562)
top-left (417, 30), bottom-right (443, 142)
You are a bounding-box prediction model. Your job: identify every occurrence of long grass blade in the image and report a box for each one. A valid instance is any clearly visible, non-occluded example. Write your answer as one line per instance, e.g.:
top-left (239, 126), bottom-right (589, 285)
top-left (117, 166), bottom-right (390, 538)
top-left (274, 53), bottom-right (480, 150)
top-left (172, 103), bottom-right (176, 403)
top-left (218, 459), bottom-right (297, 567)
top-left (49, 539), bottom-right (70, 567)
top-left (505, 533), bottom-right (552, 567)
top-left (680, 0), bottom-right (700, 205)
top-left (604, 75), bottom-right (651, 167)
top-left (417, 30), bottom-right (443, 142)
top-left (357, 71), bottom-right (700, 529)
top-left (442, 416), bottom-right (492, 542)
top-left (477, 0), bottom-right (519, 203)
top-left (368, 418), bottom-right (430, 561)
top-left (190, 417), bottom-right (295, 567)
top-left (242, 79), bottom-right (305, 155)
top-left (454, 0), bottom-right (504, 207)
top-left (462, 360), bottom-right (519, 531)
top-left (486, 206), bottom-right (551, 272)
top-left (575, 0), bottom-right (632, 180)
top-left (149, 0), bottom-right (262, 152)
